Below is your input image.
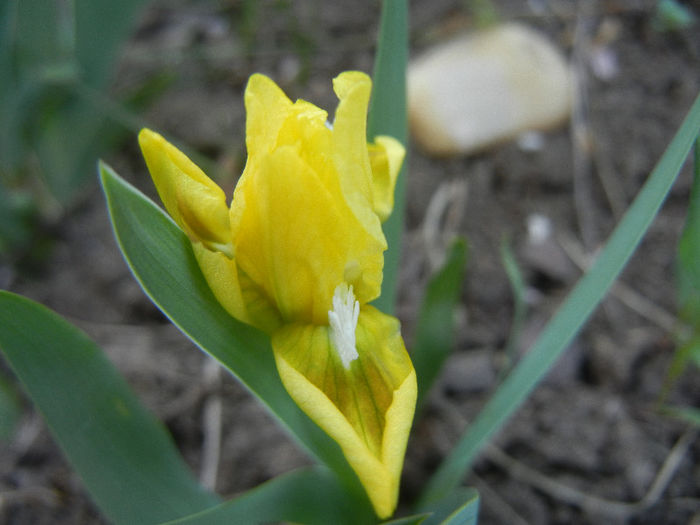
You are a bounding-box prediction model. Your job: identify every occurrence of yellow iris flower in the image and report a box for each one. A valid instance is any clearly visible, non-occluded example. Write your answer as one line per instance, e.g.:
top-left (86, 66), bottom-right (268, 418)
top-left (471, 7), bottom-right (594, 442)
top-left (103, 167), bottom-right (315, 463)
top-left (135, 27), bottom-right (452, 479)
top-left (138, 71), bottom-right (415, 518)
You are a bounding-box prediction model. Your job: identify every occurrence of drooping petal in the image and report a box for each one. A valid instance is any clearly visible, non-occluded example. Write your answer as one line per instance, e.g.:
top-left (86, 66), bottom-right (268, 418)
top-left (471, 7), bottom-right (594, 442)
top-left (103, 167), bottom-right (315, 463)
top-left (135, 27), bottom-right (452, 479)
top-left (271, 305), bottom-right (416, 518)
top-left (368, 136), bottom-right (405, 223)
top-left (331, 72), bottom-right (386, 248)
top-left (192, 243), bottom-right (281, 333)
top-left (231, 145), bottom-right (385, 326)
top-left (138, 129), bottom-right (233, 256)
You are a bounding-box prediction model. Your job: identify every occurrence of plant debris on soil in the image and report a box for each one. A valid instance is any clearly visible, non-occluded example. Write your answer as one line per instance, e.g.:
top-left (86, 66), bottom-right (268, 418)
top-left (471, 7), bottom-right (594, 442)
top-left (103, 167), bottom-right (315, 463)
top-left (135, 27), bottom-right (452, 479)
top-left (2, 1), bottom-right (699, 524)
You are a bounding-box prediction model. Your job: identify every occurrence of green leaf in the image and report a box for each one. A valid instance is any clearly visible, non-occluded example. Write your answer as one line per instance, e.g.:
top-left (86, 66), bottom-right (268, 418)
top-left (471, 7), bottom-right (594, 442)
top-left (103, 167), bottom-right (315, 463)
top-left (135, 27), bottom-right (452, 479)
top-left (0, 372), bottom-right (22, 441)
top-left (499, 237), bottom-right (527, 378)
top-left (678, 137), bottom-right (700, 313)
top-left (75, 0), bottom-right (150, 88)
top-left (161, 467), bottom-right (374, 525)
top-left (382, 514), bottom-right (431, 525)
top-left (99, 163), bottom-right (370, 509)
top-left (419, 94), bottom-right (700, 506)
top-left (367, 0), bottom-right (408, 315)
top-left (662, 137), bottom-right (700, 398)
top-left (412, 239), bottom-right (468, 405)
top-left (421, 488), bottom-right (480, 525)
top-left (0, 291), bottom-right (218, 524)
top-left (652, 0), bottom-right (696, 32)
top-left (662, 405), bottom-right (700, 427)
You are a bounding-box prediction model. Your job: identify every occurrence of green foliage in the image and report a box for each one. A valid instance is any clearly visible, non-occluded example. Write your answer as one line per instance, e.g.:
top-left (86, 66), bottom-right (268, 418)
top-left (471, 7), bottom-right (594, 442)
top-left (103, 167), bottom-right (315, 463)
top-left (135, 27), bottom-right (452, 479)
top-left (162, 467), bottom-right (371, 525)
top-left (418, 94), bottom-right (700, 507)
top-left (499, 237), bottom-right (527, 379)
top-left (421, 488), bottom-right (479, 525)
top-left (0, 0), bottom-right (155, 260)
top-left (0, 371), bottom-right (22, 441)
top-left (412, 239), bottom-right (468, 405)
top-left (663, 137), bottom-right (700, 397)
top-left (652, 0), bottom-right (696, 32)
top-left (0, 291), bottom-right (219, 524)
top-left (367, 0), bottom-right (408, 315)
top-left (662, 405), bottom-right (700, 427)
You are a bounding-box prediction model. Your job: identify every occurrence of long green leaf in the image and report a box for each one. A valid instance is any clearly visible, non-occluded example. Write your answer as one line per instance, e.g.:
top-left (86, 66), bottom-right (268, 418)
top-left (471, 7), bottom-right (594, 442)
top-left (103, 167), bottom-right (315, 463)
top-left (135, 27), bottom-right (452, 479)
top-left (421, 488), bottom-right (479, 525)
top-left (0, 371), bottom-right (21, 440)
top-left (75, 0), bottom-right (150, 88)
top-left (678, 137), bottom-right (700, 308)
top-left (382, 514), bottom-right (431, 525)
top-left (419, 93), bottom-right (700, 506)
top-left (161, 467), bottom-right (373, 525)
top-left (99, 163), bottom-right (369, 511)
top-left (0, 291), bottom-right (218, 524)
top-left (662, 405), bottom-right (700, 427)
top-left (412, 239), bottom-right (468, 405)
top-left (367, 0), bottom-right (408, 315)
top-left (499, 237), bottom-right (527, 378)
top-left (662, 137), bottom-right (700, 397)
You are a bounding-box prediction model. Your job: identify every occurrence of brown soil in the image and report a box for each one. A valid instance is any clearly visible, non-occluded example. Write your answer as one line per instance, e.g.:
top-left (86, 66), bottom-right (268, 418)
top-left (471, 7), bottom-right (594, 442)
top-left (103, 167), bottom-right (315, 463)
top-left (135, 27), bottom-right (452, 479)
top-left (2, 1), bottom-right (699, 524)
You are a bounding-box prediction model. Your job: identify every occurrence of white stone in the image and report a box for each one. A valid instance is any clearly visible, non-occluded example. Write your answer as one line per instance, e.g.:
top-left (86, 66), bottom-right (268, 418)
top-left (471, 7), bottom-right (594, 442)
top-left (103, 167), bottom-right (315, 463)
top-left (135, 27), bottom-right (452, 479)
top-left (408, 23), bottom-right (573, 156)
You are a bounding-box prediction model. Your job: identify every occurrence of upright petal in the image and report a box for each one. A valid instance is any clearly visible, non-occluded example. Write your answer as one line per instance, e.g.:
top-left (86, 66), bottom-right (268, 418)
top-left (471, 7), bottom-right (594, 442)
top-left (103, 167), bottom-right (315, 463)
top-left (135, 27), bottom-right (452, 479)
top-left (244, 74), bottom-right (295, 160)
top-left (271, 306), bottom-right (416, 518)
top-left (231, 145), bottom-right (385, 326)
top-left (138, 129), bottom-right (233, 256)
top-left (332, 72), bottom-right (386, 247)
top-left (368, 136), bottom-right (405, 223)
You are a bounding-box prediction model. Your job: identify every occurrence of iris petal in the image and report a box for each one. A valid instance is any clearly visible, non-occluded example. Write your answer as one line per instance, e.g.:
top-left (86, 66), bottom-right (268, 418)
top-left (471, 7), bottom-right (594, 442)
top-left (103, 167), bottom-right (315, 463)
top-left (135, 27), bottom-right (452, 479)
top-left (138, 129), bottom-right (232, 256)
top-left (368, 136), bottom-right (405, 223)
top-left (332, 72), bottom-right (386, 248)
top-left (231, 145), bottom-right (385, 326)
top-left (271, 305), bottom-right (416, 519)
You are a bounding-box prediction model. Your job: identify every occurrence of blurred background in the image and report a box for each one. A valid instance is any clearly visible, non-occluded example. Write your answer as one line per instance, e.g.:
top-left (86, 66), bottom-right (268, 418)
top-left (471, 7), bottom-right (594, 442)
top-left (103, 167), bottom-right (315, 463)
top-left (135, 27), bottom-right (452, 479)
top-left (1, 1), bottom-right (699, 523)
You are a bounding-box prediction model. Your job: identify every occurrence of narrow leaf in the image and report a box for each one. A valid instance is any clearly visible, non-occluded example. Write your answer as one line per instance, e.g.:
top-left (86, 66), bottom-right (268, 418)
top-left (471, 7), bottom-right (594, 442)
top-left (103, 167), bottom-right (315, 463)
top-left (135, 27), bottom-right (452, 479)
top-left (161, 467), bottom-right (374, 525)
top-left (412, 239), bottom-right (468, 405)
top-left (421, 488), bottom-right (479, 525)
top-left (0, 372), bottom-right (21, 440)
top-left (99, 163), bottom-right (368, 505)
top-left (382, 514), bottom-right (431, 525)
top-left (499, 237), bottom-right (527, 378)
top-left (677, 136), bottom-right (700, 310)
top-left (367, 0), bottom-right (408, 314)
top-left (0, 291), bottom-right (218, 524)
top-left (419, 94), bottom-right (700, 506)
top-left (662, 405), bottom-right (700, 427)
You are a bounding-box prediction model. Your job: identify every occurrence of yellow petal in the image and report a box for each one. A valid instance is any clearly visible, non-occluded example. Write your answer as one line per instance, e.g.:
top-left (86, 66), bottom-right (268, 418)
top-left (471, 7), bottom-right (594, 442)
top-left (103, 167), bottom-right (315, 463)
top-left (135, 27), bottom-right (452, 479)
top-left (138, 129), bottom-right (233, 256)
top-left (244, 74), bottom-right (294, 160)
top-left (331, 72), bottom-right (386, 248)
top-left (231, 145), bottom-right (385, 326)
top-left (271, 306), bottom-right (416, 518)
top-left (368, 136), bottom-right (405, 223)
top-left (192, 243), bottom-right (281, 333)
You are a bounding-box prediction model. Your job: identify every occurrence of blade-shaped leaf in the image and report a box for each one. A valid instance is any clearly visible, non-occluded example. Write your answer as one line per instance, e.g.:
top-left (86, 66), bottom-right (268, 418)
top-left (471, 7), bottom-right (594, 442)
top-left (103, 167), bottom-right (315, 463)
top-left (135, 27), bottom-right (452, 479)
top-left (412, 239), bottom-right (468, 405)
top-left (421, 488), bottom-right (479, 525)
top-left (99, 162), bottom-right (368, 506)
top-left (75, 0), bottom-right (150, 88)
top-left (499, 237), bottom-right (527, 379)
top-left (662, 405), bottom-right (700, 427)
top-left (419, 94), bottom-right (700, 506)
top-left (382, 514), bottom-right (431, 525)
top-left (368, 0), bottom-right (408, 315)
top-left (161, 467), bottom-right (374, 525)
top-left (0, 371), bottom-right (21, 440)
top-left (0, 291), bottom-right (218, 524)
top-left (677, 137), bottom-right (700, 317)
